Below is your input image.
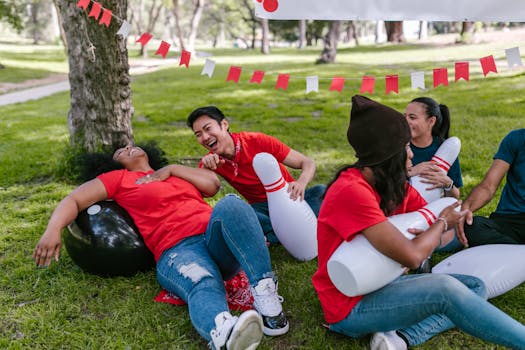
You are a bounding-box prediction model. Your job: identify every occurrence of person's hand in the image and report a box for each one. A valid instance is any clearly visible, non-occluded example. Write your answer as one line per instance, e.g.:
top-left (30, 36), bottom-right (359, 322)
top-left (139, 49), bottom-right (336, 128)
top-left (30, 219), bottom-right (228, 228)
top-left (455, 204), bottom-right (473, 247)
top-left (438, 201), bottom-right (468, 231)
top-left (200, 154), bottom-right (225, 171)
top-left (407, 161), bottom-right (432, 177)
top-left (135, 167), bottom-right (171, 184)
top-left (418, 164), bottom-right (452, 190)
top-left (33, 229), bottom-right (61, 267)
top-left (287, 181), bottom-right (306, 201)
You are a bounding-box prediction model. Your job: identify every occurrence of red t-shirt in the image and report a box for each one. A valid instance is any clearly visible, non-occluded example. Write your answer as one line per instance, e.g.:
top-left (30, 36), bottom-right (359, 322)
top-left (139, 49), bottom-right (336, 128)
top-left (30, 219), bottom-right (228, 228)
top-left (312, 168), bottom-right (427, 324)
top-left (201, 132), bottom-right (295, 204)
top-left (98, 169), bottom-right (212, 261)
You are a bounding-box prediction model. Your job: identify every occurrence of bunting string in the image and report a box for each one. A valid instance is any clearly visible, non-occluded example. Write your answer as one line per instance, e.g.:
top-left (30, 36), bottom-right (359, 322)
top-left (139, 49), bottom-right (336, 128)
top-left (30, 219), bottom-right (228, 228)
top-left (76, 0), bottom-right (525, 95)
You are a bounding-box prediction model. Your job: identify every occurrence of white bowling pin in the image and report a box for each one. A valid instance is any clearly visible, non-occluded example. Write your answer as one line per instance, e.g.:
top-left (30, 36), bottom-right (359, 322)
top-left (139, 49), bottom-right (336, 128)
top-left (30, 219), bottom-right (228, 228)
top-left (252, 152), bottom-right (318, 261)
top-left (327, 197), bottom-right (457, 297)
top-left (410, 137), bottom-right (461, 203)
top-left (433, 244), bottom-right (525, 299)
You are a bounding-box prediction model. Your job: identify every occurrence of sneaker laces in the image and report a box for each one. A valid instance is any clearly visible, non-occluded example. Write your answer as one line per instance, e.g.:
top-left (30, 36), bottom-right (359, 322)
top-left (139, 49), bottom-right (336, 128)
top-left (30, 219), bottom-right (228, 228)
top-left (209, 313), bottom-right (238, 350)
top-left (252, 279), bottom-right (284, 317)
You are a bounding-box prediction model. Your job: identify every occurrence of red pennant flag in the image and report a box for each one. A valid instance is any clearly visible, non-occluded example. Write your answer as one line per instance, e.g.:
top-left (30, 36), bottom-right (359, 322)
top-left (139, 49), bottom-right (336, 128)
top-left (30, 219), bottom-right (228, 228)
top-left (76, 0), bottom-right (90, 10)
top-left (480, 55), bottom-right (498, 76)
top-left (226, 66), bottom-right (242, 83)
top-left (385, 75), bottom-right (399, 94)
top-left (433, 68), bottom-right (449, 88)
top-left (455, 62), bottom-right (469, 81)
top-left (275, 74), bottom-right (290, 90)
top-left (250, 71), bottom-right (265, 84)
top-left (360, 76), bottom-right (375, 94)
top-left (99, 9), bottom-right (112, 27)
top-left (155, 41), bottom-right (170, 58)
top-left (136, 33), bottom-right (152, 47)
top-left (88, 2), bottom-right (102, 20)
top-left (329, 77), bottom-right (345, 92)
top-left (180, 50), bottom-right (191, 68)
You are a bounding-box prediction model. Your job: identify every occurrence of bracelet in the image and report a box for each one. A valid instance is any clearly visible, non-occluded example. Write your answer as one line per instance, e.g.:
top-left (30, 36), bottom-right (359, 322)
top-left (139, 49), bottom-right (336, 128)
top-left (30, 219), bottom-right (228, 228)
top-left (436, 217), bottom-right (448, 232)
top-left (443, 180), bottom-right (454, 192)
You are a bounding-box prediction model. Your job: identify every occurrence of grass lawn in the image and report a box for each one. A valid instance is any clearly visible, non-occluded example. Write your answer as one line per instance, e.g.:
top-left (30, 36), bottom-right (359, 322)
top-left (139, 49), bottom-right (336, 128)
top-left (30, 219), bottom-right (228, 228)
top-left (1, 35), bottom-right (525, 349)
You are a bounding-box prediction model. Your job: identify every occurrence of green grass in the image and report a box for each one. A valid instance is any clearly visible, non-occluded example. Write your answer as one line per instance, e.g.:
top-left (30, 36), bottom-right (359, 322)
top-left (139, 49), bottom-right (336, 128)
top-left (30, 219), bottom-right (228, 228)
top-left (1, 38), bottom-right (525, 349)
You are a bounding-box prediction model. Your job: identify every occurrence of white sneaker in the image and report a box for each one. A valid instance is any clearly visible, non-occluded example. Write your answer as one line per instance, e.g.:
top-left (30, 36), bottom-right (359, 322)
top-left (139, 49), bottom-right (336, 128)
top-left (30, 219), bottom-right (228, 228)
top-left (210, 310), bottom-right (263, 350)
top-left (250, 278), bottom-right (289, 336)
top-left (370, 331), bottom-right (408, 350)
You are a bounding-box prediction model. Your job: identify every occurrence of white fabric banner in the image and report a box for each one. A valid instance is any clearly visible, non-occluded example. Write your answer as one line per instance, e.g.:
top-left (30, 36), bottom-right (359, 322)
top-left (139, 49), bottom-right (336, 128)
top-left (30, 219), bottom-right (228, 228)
top-left (306, 76), bottom-right (319, 93)
top-left (411, 71), bottom-right (425, 90)
top-left (505, 47), bottom-right (524, 68)
top-left (254, 0), bottom-right (525, 21)
top-left (201, 59), bottom-right (216, 78)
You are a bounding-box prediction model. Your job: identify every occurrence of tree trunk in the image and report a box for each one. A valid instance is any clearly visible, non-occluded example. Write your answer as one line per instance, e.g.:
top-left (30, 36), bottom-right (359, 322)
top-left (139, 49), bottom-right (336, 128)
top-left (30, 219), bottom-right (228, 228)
top-left (171, 0), bottom-right (185, 51)
top-left (316, 21), bottom-right (341, 64)
top-left (298, 19), bottom-right (306, 49)
top-left (52, 0), bottom-right (68, 53)
top-left (187, 0), bottom-right (205, 52)
top-left (385, 21), bottom-right (405, 43)
top-left (458, 21), bottom-right (475, 43)
top-left (260, 18), bottom-right (270, 54)
top-left (56, 0), bottom-right (133, 153)
top-left (418, 20), bottom-right (427, 40)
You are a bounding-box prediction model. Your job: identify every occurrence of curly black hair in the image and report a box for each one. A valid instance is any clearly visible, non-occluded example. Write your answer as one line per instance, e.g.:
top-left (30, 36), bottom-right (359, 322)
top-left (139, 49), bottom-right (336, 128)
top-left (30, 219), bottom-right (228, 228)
top-left (73, 141), bottom-right (169, 183)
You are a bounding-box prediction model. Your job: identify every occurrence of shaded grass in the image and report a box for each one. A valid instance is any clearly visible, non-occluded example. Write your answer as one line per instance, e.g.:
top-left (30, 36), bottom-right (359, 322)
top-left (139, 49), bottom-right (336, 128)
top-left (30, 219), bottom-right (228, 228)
top-left (1, 39), bottom-right (525, 349)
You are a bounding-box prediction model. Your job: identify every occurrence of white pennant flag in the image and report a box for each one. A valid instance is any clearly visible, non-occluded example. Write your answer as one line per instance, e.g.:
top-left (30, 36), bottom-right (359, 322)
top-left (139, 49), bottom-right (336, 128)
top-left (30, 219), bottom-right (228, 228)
top-left (116, 20), bottom-right (131, 39)
top-left (306, 76), bottom-right (319, 93)
top-left (201, 59), bottom-right (216, 78)
top-left (411, 71), bottom-right (425, 90)
top-left (505, 47), bottom-right (523, 68)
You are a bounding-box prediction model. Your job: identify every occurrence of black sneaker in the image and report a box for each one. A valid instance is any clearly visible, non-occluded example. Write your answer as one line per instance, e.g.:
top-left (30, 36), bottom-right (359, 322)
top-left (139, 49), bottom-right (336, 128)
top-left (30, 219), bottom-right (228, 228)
top-left (250, 278), bottom-right (289, 336)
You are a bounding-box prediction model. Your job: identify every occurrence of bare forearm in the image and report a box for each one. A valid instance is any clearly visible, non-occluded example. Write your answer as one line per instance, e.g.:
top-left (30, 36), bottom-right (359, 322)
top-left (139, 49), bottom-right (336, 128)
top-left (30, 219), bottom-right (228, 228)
top-left (167, 164), bottom-right (220, 196)
top-left (463, 184), bottom-right (495, 212)
top-left (296, 158), bottom-right (316, 187)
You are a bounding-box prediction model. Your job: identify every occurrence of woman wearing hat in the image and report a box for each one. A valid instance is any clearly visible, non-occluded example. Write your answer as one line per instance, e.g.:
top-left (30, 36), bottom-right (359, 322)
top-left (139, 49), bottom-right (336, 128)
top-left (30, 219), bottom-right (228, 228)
top-left (312, 95), bottom-right (525, 350)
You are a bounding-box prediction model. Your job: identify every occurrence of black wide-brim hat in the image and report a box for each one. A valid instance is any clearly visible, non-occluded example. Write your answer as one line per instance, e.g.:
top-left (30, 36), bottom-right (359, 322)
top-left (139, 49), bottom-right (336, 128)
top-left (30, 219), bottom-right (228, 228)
top-left (347, 95), bottom-right (411, 167)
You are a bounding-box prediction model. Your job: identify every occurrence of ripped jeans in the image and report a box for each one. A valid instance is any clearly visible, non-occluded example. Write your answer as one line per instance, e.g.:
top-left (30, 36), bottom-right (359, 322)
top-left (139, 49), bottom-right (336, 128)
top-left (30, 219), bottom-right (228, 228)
top-left (156, 194), bottom-right (274, 342)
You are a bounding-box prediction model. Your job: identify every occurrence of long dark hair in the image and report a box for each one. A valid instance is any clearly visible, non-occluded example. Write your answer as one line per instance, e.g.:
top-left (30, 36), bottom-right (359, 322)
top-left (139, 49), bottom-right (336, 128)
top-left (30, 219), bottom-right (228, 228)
top-left (326, 149), bottom-right (408, 216)
top-left (73, 141), bottom-right (169, 183)
top-left (411, 97), bottom-right (451, 141)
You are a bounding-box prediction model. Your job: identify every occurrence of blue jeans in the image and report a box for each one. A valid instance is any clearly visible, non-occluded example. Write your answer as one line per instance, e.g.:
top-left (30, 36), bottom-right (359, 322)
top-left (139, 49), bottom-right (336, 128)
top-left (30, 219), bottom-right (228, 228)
top-left (251, 184), bottom-right (326, 244)
top-left (156, 195), bottom-right (274, 342)
top-left (330, 274), bottom-right (525, 349)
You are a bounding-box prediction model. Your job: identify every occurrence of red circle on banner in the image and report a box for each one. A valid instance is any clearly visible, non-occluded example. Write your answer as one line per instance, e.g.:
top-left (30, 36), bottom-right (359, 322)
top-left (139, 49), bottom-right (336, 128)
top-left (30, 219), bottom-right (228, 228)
top-left (263, 0), bottom-right (278, 12)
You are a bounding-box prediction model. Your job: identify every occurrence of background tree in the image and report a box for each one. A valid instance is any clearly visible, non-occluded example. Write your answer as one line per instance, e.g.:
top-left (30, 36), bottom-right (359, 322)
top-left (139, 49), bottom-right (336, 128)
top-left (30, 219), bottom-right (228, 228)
top-left (385, 21), bottom-right (405, 42)
top-left (55, 0), bottom-right (133, 152)
top-left (0, 0), bottom-right (24, 30)
top-left (458, 21), bottom-right (476, 43)
top-left (129, 0), bottom-right (164, 57)
top-left (316, 20), bottom-right (341, 64)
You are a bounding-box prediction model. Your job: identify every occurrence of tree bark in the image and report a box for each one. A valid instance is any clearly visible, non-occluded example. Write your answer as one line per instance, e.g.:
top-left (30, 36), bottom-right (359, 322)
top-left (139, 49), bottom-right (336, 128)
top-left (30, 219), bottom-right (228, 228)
top-left (171, 0), bottom-right (186, 51)
top-left (298, 19), bottom-right (306, 49)
top-left (260, 18), bottom-right (270, 54)
top-left (458, 21), bottom-right (475, 43)
top-left (56, 0), bottom-right (133, 153)
top-left (385, 21), bottom-right (405, 43)
top-left (316, 21), bottom-right (341, 64)
top-left (187, 0), bottom-right (205, 52)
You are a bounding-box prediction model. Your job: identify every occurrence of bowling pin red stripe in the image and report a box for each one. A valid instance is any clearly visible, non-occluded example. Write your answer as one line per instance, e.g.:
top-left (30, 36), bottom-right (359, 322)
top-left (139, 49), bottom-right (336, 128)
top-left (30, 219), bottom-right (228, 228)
top-left (431, 155), bottom-right (451, 172)
top-left (417, 207), bottom-right (437, 226)
top-left (264, 176), bottom-right (287, 192)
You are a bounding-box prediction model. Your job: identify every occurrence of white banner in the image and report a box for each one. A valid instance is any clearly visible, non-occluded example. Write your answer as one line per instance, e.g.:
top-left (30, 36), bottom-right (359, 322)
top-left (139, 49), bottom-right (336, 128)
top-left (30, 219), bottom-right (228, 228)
top-left (254, 0), bottom-right (525, 21)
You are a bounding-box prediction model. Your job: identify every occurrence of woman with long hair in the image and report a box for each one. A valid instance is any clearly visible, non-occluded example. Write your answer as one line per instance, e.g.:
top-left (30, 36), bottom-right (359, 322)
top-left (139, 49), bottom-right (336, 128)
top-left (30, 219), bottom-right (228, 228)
top-left (313, 95), bottom-right (525, 350)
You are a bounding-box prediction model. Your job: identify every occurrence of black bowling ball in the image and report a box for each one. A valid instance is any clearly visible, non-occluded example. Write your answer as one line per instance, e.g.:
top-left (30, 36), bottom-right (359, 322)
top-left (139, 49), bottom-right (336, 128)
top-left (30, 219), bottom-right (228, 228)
top-left (63, 200), bottom-right (155, 277)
